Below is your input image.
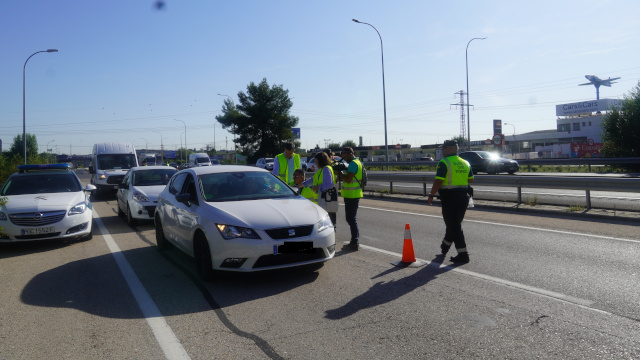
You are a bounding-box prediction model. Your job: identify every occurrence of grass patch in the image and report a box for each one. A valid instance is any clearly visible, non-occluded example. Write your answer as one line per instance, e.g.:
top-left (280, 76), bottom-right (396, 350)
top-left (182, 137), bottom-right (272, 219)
top-left (524, 195), bottom-right (539, 206)
top-left (569, 205), bottom-right (586, 212)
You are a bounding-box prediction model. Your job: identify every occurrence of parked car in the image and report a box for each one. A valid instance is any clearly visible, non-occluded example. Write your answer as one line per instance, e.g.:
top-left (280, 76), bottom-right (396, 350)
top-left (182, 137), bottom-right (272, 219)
top-left (154, 166), bottom-right (335, 280)
top-left (116, 166), bottom-right (178, 225)
top-left (210, 158), bottom-right (221, 165)
top-left (306, 158), bottom-right (316, 172)
top-left (256, 158), bottom-right (274, 171)
top-left (419, 156), bottom-right (434, 161)
top-left (458, 151), bottom-right (520, 175)
top-left (0, 164), bottom-right (96, 242)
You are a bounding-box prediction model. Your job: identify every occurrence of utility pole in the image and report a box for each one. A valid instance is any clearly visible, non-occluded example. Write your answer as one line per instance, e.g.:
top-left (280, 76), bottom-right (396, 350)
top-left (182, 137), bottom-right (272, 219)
top-left (451, 90), bottom-right (468, 140)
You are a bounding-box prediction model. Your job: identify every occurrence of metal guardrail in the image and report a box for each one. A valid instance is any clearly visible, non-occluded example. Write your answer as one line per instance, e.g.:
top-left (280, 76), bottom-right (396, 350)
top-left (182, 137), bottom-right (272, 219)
top-left (367, 172), bottom-right (640, 210)
top-left (363, 157), bottom-right (640, 172)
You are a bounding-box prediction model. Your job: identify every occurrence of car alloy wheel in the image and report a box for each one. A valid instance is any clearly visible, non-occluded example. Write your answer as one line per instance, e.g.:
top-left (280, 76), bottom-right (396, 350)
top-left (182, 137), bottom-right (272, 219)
top-left (127, 204), bottom-right (137, 226)
top-left (194, 233), bottom-right (215, 281)
top-left (155, 217), bottom-right (169, 250)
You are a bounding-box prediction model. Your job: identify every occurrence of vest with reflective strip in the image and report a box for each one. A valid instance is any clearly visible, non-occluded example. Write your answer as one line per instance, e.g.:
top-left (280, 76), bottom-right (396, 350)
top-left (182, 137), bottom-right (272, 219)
top-left (341, 159), bottom-right (363, 198)
top-left (312, 165), bottom-right (334, 188)
top-left (437, 155), bottom-right (470, 189)
top-left (276, 153), bottom-right (300, 185)
top-left (300, 187), bottom-right (318, 203)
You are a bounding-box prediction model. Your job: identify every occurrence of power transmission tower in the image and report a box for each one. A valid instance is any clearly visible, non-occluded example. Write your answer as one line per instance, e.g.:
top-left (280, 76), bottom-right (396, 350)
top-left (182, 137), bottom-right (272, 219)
top-left (451, 90), bottom-right (467, 139)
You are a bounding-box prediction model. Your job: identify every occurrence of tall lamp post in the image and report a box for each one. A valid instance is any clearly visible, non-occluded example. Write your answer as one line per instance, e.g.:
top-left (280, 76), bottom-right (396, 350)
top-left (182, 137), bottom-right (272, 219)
top-left (174, 119), bottom-right (187, 161)
top-left (217, 93), bottom-right (237, 164)
top-left (46, 140), bottom-right (55, 164)
top-left (353, 19), bottom-right (389, 168)
top-left (23, 49), bottom-right (58, 164)
top-left (504, 122), bottom-right (517, 154)
top-left (465, 37), bottom-right (486, 151)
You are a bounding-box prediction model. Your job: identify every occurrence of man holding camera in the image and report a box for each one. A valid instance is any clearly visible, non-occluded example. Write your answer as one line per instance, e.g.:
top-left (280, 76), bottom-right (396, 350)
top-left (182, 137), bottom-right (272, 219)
top-left (338, 147), bottom-right (364, 251)
top-left (273, 142), bottom-right (301, 186)
top-left (427, 139), bottom-right (474, 263)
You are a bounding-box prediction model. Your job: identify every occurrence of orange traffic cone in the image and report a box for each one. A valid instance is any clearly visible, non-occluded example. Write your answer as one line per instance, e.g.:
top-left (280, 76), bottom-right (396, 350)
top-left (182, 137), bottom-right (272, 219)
top-left (401, 223), bottom-right (417, 263)
top-left (392, 223), bottom-right (425, 267)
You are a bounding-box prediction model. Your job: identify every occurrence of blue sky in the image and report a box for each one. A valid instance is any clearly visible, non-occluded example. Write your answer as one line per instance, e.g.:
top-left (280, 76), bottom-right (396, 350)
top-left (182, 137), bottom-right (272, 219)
top-left (1, 0), bottom-right (639, 155)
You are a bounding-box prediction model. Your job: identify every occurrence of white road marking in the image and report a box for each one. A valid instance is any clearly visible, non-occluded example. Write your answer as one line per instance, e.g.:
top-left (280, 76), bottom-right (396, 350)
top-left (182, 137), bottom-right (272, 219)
top-left (94, 212), bottom-right (191, 360)
top-left (359, 244), bottom-right (613, 314)
top-left (360, 205), bottom-right (640, 244)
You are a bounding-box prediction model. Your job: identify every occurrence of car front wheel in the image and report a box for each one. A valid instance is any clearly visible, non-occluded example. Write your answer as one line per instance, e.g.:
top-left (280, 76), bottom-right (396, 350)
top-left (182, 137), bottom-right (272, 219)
top-left (126, 204), bottom-right (137, 226)
top-left (155, 216), bottom-right (169, 250)
top-left (194, 233), bottom-right (215, 281)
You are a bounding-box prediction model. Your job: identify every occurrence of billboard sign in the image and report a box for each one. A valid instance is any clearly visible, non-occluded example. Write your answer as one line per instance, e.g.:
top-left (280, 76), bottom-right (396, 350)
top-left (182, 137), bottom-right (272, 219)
top-left (556, 99), bottom-right (622, 116)
top-left (292, 128), bottom-right (301, 139)
top-left (493, 119), bottom-right (502, 135)
top-left (570, 139), bottom-right (603, 158)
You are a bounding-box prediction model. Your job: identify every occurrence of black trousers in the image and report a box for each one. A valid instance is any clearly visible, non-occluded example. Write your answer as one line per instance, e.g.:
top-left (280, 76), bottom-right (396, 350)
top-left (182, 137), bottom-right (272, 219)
top-left (344, 197), bottom-right (360, 243)
top-left (439, 190), bottom-right (469, 252)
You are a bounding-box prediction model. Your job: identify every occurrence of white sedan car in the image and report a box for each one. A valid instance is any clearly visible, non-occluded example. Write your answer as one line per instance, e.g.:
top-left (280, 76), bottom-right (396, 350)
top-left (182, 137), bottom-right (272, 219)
top-left (116, 166), bottom-right (177, 226)
top-left (0, 164), bottom-right (95, 242)
top-left (154, 165), bottom-right (335, 280)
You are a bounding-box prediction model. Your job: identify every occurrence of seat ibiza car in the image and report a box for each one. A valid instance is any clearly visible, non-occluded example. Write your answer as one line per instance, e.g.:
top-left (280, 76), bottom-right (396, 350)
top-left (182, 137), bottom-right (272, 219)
top-left (0, 164), bottom-right (96, 242)
top-left (154, 165), bottom-right (335, 280)
top-left (116, 166), bottom-right (177, 225)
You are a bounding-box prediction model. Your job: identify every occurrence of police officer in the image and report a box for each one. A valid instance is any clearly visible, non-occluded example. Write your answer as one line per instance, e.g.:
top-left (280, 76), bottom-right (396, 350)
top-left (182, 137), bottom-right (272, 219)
top-left (427, 139), bottom-right (474, 263)
top-left (338, 147), bottom-right (363, 251)
top-left (272, 142), bottom-right (301, 186)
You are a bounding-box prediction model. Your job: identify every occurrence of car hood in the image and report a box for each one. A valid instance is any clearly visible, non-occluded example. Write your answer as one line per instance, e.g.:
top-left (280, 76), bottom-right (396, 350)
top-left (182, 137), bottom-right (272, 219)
top-left (202, 197), bottom-right (325, 230)
top-left (2, 192), bottom-right (86, 213)
top-left (131, 185), bottom-right (165, 201)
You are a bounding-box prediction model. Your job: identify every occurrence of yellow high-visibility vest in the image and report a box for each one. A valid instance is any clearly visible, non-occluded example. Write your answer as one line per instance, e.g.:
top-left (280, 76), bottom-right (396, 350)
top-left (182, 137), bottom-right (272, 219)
top-left (276, 153), bottom-right (300, 185)
top-left (341, 159), bottom-right (363, 198)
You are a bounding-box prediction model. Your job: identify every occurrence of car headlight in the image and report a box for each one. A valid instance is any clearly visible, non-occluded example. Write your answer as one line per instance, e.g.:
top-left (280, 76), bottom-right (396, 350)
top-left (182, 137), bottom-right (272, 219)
top-left (99, 174), bottom-right (107, 180)
top-left (216, 224), bottom-right (261, 240)
top-left (68, 201), bottom-right (87, 215)
top-left (133, 192), bottom-right (150, 203)
top-left (317, 214), bottom-right (333, 233)
top-left (0, 212), bottom-right (6, 221)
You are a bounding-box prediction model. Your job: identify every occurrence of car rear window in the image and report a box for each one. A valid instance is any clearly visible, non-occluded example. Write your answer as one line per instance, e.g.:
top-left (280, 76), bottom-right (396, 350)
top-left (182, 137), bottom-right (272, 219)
top-left (132, 168), bottom-right (177, 186)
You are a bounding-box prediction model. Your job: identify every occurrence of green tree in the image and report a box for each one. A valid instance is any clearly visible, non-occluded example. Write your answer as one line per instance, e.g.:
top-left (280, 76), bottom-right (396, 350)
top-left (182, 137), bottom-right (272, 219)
top-left (601, 82), bottom-right (640, 160)
top-left (451, 135), bottom-right (467, 148)
top-left (8, 133), bottom-right (39, 162)
top-left (216, 78), bottom-right (299, 162)
top-left (341, 140), bottom-right (357, 148)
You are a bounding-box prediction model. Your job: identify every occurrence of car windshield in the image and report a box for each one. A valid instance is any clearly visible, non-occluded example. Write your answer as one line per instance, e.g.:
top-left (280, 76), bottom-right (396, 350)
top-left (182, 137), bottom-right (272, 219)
top-left (97, 154), bottom-right (137, 170)
top-left (476, 151), bottom-right (501, 160)
top-left (265, 158), bottom-right (274, 164)
top-left (132, 168), bottom-right (177, 186)
top-left (1, 173), bottom-right (81, 195)
top-left (196, 157), bottom-right (210, 163)
top-left (199, 171), bottom-right (296, 202)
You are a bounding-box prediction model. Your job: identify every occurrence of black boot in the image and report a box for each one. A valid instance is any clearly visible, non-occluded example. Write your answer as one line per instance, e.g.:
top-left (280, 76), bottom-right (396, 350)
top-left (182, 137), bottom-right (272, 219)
top-left (440, 243), bottom-right (450, 255)
top-left (450, 252), bottom-right (469, 263)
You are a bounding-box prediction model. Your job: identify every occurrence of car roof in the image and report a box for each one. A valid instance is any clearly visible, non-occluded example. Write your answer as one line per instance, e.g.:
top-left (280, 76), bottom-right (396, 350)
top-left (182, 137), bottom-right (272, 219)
top-left (186, 165), bottom-right (269, 175)
top-left (130, 166), bottom-right (177, 171)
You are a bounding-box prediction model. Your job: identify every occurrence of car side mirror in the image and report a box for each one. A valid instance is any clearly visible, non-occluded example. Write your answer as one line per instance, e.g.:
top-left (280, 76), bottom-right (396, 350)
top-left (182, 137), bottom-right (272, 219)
top-left (88, 166), bottom-right (94, 174)
top-left (85, 184), bottom-right (97, 192)
top-left (175, 193), bottom-right (191, 205)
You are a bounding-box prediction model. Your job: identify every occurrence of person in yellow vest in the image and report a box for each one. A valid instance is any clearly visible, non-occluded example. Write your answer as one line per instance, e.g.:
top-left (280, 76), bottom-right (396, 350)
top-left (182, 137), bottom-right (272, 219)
top-left (428, 139), bottom-right (474, 263)
top-left (272, 142), bottom-right (301, 186)
top-left (299, 152), bottom-right (336, 227)
top-left (337, 147), bottom-right (363, 251)
top-left (293, 169), bottom-right (317, 203)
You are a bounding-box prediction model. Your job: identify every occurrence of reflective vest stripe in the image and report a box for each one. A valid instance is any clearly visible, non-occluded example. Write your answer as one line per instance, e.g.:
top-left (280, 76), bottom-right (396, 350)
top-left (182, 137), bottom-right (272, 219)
top-left (439, 156), bottom-right (470, 189)
top-left (342, 159), bottom-right (363, 198)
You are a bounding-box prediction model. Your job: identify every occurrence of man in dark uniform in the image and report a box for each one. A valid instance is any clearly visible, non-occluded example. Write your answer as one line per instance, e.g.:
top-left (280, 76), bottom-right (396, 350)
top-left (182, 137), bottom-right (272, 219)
top-left (427, 140), bottom-right (474, 263)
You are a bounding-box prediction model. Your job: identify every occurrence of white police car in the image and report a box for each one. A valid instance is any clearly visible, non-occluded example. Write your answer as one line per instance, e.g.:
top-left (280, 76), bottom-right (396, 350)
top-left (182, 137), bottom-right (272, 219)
top-left (0, 164), bottom-right (96, 242)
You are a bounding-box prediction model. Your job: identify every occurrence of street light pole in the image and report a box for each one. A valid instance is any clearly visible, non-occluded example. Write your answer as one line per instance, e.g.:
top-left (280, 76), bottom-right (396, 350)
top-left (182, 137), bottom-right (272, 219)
top-left (504, 122), bottom-right (517, 154)
top-left (465, 37), bottom-right (486, 151)
top-left (174, 119), bottom-right (187, 161)
top-left (46, 140), bottom-right (55, 164)
top-left (23, 49), bottom-right (58, 164)
top-left (353, 19), bottom-right (389, 169)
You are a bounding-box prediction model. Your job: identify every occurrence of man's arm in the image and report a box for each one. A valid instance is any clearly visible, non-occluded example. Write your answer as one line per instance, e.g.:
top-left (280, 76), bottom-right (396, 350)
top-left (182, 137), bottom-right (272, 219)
top-left (341, 161), bottom-right (358, 183)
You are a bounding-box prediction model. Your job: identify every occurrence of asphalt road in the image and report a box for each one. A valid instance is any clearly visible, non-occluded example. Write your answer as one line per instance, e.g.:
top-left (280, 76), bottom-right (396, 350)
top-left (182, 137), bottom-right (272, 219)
top-left (1, 175), bottom-right (639, 359)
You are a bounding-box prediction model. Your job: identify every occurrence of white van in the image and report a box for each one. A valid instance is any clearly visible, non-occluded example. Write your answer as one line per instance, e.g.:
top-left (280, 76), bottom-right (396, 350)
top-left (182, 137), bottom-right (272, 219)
top-left (89, 142), bottom-right (139, 194)
top-left (188, 153), bottom-right (212, 167)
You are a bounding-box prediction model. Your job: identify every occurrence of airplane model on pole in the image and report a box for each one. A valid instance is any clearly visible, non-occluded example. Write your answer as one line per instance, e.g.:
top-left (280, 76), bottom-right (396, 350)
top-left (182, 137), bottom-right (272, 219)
top-left (579, 75), bottom-right (621, 100)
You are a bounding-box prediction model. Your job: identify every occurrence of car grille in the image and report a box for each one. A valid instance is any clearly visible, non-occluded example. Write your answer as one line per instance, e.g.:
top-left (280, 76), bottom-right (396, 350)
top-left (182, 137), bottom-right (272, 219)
top-left (264, 225), bottom-right (314, 240)
top-left (107, 175), bottom-right (125, 184)
top-left (144, 206), bottom-right (156, 218)
top-left (253, 248), bottom-right (326, 269)
top-left (9, 211), bottom-right (66, 226)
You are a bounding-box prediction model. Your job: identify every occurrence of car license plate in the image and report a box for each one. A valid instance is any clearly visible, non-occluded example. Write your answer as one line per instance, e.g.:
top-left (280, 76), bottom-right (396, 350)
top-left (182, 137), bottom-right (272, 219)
top-left (278, 241), bottom-right (314, 254)
top-left (21, 226), bottom-right (55, 235)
